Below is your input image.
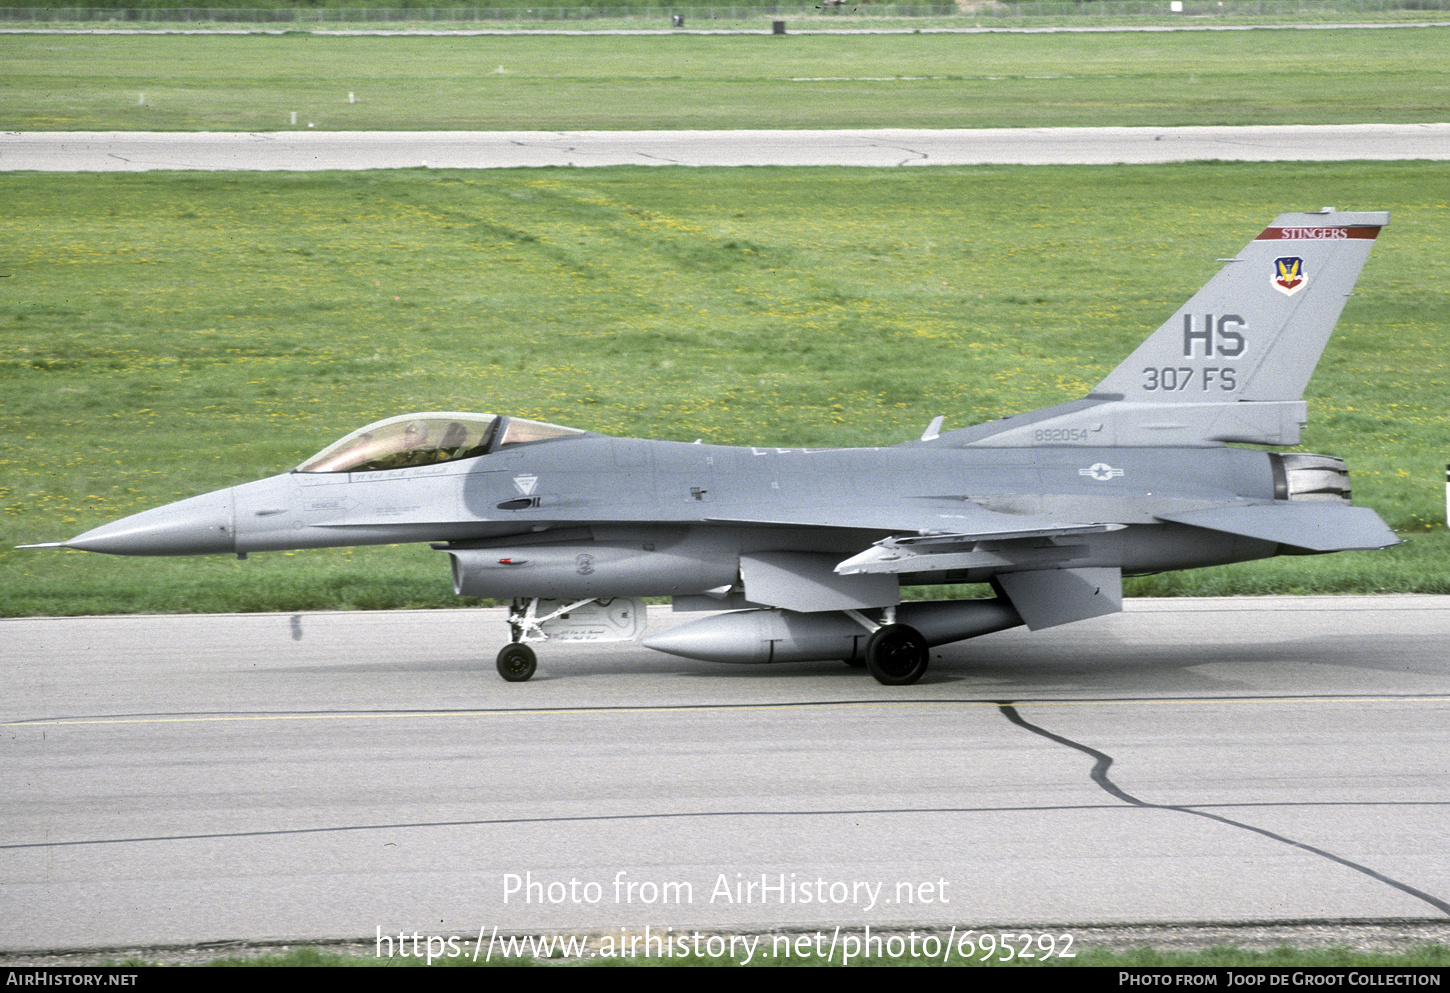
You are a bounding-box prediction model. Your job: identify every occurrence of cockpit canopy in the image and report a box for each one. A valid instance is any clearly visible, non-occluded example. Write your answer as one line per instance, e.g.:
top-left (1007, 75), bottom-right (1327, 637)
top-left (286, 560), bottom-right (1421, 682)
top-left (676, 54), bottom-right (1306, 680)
top-left (297, 412), bottom-right (584, 473)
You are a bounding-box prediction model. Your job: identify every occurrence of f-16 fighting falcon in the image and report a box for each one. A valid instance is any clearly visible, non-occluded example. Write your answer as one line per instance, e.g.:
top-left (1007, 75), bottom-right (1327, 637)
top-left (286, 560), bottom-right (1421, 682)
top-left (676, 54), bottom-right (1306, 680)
top-left (24, 210), bottom-right (1399, 685)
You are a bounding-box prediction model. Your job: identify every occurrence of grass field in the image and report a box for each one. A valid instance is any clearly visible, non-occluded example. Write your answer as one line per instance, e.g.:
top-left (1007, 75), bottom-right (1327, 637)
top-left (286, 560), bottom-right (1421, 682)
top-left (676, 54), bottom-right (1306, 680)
top-left (2, 161), bottom-right (1446, 615)
top-left (12, 10), bottom-right (1450, 30)
top-left (5, 0), bottom-right (1448, 25)
top-left (3, 28), bottom-right (1449, 130)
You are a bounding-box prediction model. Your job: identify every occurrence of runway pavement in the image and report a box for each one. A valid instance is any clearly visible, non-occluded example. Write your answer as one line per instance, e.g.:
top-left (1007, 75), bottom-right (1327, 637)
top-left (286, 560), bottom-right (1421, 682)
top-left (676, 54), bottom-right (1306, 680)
top-left (5, 124), bottom-right (1450, 171)
top-left (3, 596), bottom-right (1448, 955)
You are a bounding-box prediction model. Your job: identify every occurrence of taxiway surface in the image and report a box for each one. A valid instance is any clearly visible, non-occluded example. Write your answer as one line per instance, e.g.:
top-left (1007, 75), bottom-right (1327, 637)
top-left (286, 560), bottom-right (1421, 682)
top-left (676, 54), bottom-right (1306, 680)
top-left (3, 596), bottom-right (1448, 953)
top-left (4, 124), bottom-right (1449, 171)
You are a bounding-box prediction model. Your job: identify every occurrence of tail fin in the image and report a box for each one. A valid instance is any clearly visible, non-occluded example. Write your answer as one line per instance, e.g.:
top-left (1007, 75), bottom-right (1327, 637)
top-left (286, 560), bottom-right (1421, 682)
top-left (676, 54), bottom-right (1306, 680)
top-left (958, 209), bottom-right (1388, 448)
top-left (1093, 209), bottom-right (1388, 403)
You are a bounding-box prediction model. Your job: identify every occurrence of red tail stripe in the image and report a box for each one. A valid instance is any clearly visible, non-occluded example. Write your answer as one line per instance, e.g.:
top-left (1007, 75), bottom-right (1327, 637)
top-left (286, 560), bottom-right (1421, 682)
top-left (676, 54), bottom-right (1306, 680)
top-left (1256, 226), bottom-right (1379, 241)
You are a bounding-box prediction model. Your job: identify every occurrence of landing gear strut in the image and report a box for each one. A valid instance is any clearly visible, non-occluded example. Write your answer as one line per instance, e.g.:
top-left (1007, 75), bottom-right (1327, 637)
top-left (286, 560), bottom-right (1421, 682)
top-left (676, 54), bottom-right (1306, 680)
top-left (864, 624), bottom-right (929, 686)
top-left (495, 596), bottom-right (606, 682)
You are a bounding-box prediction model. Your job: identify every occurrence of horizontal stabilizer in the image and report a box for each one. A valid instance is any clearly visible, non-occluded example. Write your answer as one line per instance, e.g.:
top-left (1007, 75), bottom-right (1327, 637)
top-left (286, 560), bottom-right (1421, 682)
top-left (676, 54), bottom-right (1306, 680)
top-left (1157, 503), bottom-right (1398, 552)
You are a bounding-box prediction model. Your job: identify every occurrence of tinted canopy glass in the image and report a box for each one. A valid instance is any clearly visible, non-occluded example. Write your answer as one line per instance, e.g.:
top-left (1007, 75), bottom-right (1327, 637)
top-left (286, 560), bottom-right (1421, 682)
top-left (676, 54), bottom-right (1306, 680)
top-left (297, 412), bottom-right (583, 473)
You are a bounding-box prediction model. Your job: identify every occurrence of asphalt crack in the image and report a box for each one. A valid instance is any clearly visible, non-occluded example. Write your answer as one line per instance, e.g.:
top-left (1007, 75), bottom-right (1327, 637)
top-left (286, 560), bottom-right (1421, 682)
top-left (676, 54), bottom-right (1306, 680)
top-left (997, 703), bottom-right (1450, 917)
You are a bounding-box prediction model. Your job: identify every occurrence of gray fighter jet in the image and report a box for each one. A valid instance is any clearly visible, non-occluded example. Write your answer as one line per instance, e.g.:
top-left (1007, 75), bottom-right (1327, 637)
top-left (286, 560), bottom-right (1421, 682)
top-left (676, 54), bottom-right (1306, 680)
top-left (25, 210), bottom-right (1399, 685)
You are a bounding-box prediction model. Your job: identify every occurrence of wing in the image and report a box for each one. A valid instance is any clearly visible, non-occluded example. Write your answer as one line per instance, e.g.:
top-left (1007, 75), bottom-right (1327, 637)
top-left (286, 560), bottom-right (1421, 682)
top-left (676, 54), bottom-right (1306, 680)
top-left (689, 502), bottom-right (1120, 616)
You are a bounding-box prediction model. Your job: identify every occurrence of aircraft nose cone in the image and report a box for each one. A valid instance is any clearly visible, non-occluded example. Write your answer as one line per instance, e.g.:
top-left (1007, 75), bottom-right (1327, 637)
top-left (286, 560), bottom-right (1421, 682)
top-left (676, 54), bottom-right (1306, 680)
top-left (64, 489), bottom-right (236, 556)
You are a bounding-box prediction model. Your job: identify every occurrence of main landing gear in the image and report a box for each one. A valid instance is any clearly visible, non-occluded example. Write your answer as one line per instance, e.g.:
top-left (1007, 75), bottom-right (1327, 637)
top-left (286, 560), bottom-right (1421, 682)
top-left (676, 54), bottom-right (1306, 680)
top-left (863, 623), bottom-right (930, 686)
top-left (841, 608), bottom-right (931, 685)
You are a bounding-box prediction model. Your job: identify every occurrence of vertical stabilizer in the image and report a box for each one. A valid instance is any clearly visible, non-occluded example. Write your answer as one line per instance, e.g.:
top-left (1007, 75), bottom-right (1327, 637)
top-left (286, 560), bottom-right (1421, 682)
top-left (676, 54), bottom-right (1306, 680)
top-left (1093, 209), bottom-right (1388, 403)
top-left (956, 210), bottom-right (1388, 448)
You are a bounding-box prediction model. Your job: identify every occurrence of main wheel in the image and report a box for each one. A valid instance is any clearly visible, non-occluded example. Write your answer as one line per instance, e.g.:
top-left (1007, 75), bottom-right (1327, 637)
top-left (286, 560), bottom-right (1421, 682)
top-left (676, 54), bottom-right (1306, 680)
top-left (496, 643), bottom-right (537, 682)
top-left (864, 624), bottom-right (929, 686)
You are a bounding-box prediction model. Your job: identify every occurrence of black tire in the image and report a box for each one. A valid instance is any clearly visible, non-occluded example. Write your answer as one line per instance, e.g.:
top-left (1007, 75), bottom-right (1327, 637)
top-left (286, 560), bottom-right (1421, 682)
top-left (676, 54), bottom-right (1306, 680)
top-left (496, 643), bottom-right (537, 682)
top-left (865, 624), bottom-right (929, 686)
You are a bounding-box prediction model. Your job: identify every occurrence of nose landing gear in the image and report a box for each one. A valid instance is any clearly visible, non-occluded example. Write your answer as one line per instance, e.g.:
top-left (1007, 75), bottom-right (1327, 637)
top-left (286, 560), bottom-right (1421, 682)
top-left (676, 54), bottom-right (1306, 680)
top-left (495, 643), bottom-right (538, 682)
top-left (493, 596), bottom-right (647, 682)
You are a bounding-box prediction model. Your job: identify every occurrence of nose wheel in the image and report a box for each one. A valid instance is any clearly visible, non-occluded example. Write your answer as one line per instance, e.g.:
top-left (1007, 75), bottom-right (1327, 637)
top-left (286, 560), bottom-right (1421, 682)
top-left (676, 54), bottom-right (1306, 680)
top-left (496, 643), bottom-right (538, 682)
